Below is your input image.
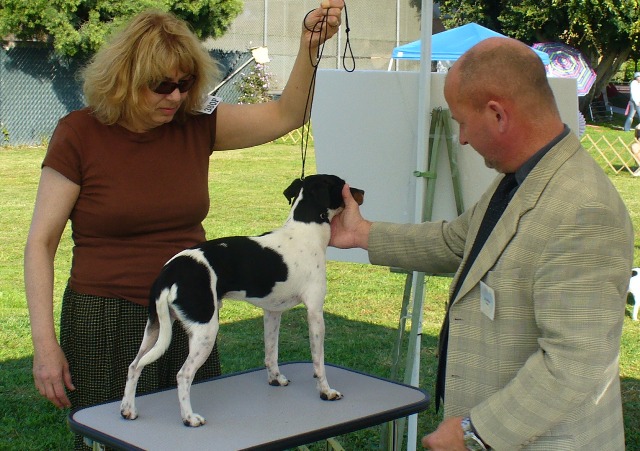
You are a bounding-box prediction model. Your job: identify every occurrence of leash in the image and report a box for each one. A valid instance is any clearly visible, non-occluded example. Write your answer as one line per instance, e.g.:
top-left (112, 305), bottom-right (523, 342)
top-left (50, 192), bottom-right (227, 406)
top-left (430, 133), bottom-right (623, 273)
top-left (299, 3), bottom-right (354, 181)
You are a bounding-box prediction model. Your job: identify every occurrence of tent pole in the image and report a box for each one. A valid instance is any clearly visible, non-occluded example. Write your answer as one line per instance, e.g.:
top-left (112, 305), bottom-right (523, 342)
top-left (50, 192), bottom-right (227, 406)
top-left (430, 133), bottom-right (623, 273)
top-left (405, 3), bottom-right (433, 450)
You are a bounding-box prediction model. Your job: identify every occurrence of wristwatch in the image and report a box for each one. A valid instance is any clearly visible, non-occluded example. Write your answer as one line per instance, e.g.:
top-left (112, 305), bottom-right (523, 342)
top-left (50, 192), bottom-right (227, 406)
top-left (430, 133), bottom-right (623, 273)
top-left (461, 417), bottom-right (488, 450)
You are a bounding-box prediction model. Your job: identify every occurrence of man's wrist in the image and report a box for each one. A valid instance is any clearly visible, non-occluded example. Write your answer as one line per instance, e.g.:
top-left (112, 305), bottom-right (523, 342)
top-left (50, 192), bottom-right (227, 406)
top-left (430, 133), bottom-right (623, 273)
top-left (461, 417), bottom-right (490, 450)
top-left (356, 220), bottom-right (372, 250)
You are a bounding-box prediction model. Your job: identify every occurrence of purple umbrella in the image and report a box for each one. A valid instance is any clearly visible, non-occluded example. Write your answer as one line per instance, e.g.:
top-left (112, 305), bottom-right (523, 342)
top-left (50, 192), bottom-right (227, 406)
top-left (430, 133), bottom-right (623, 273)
top-left (533, 42), bottom-right (597, 96)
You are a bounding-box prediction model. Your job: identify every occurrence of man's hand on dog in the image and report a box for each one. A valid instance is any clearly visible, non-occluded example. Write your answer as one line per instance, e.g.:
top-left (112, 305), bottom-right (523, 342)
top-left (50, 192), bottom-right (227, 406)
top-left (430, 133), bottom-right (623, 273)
top-left (329, 184), bottom-right (372, 250)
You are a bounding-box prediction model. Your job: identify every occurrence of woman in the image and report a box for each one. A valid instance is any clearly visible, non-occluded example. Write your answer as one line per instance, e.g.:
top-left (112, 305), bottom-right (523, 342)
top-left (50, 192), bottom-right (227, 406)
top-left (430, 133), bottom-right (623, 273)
top-left (24, 2), bottom-right (343, 448)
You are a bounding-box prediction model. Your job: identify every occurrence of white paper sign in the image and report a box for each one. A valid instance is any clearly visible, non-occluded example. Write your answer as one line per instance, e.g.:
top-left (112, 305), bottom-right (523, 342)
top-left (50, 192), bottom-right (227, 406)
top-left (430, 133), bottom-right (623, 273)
top-left (198, 95), bottom-right (222, 115)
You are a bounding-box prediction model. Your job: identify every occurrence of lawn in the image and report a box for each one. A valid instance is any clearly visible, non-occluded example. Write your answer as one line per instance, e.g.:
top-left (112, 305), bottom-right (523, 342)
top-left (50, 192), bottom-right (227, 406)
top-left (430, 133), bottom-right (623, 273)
top-left (1, 120), bottom-right (639, 449)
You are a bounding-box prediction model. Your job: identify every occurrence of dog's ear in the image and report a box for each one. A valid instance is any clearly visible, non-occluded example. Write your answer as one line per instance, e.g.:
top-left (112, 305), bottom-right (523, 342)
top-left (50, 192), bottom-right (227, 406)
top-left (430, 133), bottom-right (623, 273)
top-left (350, 188), bottom-right (365, 206)
top-left (283, 178), bottom-right (304, 205)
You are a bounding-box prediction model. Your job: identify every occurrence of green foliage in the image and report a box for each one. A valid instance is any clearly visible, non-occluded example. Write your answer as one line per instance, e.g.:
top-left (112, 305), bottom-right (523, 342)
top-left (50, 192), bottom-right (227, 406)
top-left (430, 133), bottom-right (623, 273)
top-left (0, 0), bottom-right (243, 57)
top-left (438, 0), bottom-right (640, 103)
top-left (235, 63), bottom-right (274, 104)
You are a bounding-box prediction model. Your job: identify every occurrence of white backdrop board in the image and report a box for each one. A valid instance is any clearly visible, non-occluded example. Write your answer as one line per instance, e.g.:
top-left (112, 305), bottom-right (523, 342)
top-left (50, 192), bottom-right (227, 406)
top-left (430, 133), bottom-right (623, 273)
top-left (312, 70), bottom-right (578, 263)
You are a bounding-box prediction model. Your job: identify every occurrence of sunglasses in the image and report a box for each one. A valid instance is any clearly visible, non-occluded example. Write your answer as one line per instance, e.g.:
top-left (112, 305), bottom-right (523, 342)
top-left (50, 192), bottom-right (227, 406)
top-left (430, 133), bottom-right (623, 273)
top-left (151, 76), bottom-right (196, 95)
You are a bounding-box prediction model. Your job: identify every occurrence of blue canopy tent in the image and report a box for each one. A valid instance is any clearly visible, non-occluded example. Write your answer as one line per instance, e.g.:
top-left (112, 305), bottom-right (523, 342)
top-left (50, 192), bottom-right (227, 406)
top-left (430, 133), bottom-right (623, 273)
top-left (391, 23), bottom-right (551, 66)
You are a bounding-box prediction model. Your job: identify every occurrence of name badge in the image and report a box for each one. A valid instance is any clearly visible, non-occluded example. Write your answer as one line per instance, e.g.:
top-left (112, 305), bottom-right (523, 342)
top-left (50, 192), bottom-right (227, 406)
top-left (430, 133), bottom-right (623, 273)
top-left (480, 281), bottom-right (496, 321)
top-left (197, 95), bottom-right (222, 114)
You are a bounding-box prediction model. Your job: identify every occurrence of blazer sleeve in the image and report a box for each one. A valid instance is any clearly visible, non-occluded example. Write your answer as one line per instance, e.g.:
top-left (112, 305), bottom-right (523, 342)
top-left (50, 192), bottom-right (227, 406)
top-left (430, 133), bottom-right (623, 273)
top-left (368, 205), bottom-right (476, 274)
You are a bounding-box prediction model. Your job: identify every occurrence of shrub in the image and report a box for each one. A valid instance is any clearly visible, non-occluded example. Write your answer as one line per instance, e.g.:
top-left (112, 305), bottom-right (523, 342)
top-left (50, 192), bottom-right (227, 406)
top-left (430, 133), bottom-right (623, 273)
top-left (236, 63), bottom-right (273, 104)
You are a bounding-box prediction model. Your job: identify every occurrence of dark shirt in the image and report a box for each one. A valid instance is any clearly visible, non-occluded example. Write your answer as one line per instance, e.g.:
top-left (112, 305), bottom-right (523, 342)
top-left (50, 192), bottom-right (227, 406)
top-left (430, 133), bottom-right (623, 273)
top-left (511, 125), bottom-right (570, 197)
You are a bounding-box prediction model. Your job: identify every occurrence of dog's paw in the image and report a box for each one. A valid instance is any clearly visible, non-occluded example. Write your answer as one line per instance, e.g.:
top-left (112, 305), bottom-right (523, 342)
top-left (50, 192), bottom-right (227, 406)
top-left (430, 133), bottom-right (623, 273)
top-left (120, 403), bottom-right (138, 420)
top-left (183, 413), bottom-right (207, 427)
top-left (268, 374), bottom-right (290, 386)
top-left (320, 389), bottom-right (343, 401)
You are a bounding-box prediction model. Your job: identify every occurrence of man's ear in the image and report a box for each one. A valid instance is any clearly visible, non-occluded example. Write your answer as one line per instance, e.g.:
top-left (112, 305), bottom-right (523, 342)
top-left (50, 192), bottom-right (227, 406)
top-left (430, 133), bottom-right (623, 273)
top-left (488, 100), bottom-right (508, 132)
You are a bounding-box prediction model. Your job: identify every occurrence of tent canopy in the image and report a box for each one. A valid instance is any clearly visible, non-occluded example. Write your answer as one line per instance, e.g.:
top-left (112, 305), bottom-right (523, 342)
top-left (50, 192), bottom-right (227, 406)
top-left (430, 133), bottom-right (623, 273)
top-left (392, 23), bottom-right (551, 66)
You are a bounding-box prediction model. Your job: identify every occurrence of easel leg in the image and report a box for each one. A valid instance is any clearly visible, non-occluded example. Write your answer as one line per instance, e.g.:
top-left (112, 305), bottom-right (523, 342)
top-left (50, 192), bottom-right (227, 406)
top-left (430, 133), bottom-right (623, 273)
top-left (403, 272), bottom-right (427, 451)
top-left (382, 272), bottom-right (427, 451)
top-left (382, 271), bottom-right (412, 449)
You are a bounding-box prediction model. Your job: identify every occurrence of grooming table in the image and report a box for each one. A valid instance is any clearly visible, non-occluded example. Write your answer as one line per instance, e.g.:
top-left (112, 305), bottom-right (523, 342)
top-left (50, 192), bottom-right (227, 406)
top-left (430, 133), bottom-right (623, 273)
top-left (68, 362), bottom-right (429, 450)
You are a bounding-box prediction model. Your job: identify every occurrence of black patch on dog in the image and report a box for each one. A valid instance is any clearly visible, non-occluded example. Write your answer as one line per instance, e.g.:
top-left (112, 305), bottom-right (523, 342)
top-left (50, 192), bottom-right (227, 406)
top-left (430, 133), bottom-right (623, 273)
top-left (149, 238), bottom-right (288, 325)
top-left (149, 256), bottom-right (216, 324)
top-left (200, 236), bottom-right (289, 301)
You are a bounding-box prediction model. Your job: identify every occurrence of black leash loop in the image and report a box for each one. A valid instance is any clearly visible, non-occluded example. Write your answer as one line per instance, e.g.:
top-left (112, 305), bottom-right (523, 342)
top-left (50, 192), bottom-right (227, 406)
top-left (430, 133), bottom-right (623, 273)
top-left (299, 3), bottom-right (354, 181)
top-left (341, 5), bottom-right (355, 73)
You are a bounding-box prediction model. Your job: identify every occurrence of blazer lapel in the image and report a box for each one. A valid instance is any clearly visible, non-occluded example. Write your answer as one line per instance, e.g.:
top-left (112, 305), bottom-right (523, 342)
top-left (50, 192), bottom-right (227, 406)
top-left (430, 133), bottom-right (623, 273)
top-left (451, 133), bottom-right (582, 303)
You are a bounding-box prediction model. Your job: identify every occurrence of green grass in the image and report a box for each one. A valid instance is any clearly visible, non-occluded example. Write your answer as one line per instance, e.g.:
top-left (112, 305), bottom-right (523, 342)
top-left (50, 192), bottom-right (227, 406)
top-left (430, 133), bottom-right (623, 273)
top-left (1, 122), bottom-right (640, 449)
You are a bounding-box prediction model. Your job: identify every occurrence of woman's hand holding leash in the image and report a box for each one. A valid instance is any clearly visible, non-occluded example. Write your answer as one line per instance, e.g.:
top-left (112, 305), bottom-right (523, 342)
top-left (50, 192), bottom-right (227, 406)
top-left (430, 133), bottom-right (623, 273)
top-left (303, 0), bottom-right (344, 49)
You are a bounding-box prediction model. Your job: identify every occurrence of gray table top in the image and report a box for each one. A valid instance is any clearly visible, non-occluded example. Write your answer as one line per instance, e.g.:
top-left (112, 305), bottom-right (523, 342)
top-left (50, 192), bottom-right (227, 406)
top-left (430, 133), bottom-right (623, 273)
top-left (68, 362), bottom-right (430, 450)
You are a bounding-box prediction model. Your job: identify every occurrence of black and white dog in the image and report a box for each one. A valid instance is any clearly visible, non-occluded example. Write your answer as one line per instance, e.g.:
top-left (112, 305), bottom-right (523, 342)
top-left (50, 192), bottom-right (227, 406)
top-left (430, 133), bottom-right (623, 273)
top-left (120, 174), bottom-right (364, 426)
top-left (630, 267), bottom-right (640, 321)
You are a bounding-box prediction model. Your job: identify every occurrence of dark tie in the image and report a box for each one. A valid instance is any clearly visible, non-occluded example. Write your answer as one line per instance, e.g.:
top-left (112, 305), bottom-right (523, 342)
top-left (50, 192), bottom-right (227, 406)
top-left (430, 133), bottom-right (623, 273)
top-left (435, 173), bottom-right (518, 412)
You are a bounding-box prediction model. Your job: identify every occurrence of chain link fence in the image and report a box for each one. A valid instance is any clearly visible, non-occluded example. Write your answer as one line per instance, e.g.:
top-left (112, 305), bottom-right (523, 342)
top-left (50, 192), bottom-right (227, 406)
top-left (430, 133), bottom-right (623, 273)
top-left (0, 43), bottom-right (86, 146)
top-left (206, 0), bottom-right (423, 90)
top-left (0, 45), bottom-right (253, 146)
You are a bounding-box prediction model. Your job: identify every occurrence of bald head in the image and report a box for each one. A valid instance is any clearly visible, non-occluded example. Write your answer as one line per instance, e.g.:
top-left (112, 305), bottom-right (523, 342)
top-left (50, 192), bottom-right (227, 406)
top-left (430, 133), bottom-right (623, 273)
top-left (448, 37), bottom-right (560, 118)
top-left (444, 37), bottom-right (565, 173)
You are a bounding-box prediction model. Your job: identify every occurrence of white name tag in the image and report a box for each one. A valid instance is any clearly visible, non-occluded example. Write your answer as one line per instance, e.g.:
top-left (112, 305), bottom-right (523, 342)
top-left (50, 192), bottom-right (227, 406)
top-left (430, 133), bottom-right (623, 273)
top-left (197, 95), bottom-right (222, 114)
top-left (480, 281), bottom-right (496, 321)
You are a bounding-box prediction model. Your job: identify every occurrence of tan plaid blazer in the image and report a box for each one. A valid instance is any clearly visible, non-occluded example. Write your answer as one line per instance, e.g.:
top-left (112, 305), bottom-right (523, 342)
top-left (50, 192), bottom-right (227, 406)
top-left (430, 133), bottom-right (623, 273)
top-left (369, 133), bottom-right (633, 449)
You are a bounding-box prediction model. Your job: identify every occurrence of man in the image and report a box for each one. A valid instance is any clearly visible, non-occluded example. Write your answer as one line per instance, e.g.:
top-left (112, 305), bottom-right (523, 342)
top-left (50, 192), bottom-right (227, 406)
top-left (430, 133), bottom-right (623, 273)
top-left (330, 37), bottom-right (633, 449)
top-left (624, 71), bottom-right (640, 132)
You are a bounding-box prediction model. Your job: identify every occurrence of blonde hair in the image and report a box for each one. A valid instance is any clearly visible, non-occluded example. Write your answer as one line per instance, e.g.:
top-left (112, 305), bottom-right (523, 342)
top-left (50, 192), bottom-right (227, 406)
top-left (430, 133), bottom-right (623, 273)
top-left (81, 10), bottom-right (220, 125)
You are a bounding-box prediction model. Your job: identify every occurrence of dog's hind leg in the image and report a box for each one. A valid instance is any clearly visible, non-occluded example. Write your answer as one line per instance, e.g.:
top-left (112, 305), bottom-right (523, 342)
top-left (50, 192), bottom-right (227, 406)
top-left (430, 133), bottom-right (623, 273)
top-left (263, 309), bottom-right (289, 386)
top-left (307, 307), bottom-right (342, 401)
top-left (633, 296), bottom-right (639, 321)
top-left (177, 320), bottom-right (218, 427)
top-left (121, 318), bottom-right (161, 420)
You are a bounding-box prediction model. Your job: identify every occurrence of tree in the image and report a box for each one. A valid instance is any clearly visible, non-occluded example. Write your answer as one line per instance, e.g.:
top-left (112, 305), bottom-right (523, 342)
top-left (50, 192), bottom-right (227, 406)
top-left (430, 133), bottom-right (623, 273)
top-left (438, 0), bottom-right (640, 109)
top-left (0, 0), bottom-right (243, 57)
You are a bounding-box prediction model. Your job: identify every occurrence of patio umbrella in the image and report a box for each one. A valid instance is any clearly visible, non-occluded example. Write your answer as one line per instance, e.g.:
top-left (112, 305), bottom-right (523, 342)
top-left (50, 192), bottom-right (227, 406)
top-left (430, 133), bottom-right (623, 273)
top-left (532, 42), bottom-right (596, 96)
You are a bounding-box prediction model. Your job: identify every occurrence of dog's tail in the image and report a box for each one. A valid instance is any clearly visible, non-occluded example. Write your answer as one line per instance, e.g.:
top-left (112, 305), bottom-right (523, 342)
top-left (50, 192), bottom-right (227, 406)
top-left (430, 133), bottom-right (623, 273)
top-left (136, 284), bottom-right (177, 369)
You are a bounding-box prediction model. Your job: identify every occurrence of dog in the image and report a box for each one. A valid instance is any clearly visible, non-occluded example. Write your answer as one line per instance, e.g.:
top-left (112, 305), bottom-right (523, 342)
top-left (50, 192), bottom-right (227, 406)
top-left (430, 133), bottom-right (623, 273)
top-left (120, 174), bottom-right (364, 426)
top-left (630, 268), bottom-right (640, 321)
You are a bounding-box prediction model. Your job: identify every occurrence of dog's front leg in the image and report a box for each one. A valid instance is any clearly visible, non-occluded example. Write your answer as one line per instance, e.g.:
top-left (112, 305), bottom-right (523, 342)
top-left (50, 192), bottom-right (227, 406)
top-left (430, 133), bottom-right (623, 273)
top-left (307, 308), bottom-right (342, 400)
top-left (263, 309), bottom-right (289, 386)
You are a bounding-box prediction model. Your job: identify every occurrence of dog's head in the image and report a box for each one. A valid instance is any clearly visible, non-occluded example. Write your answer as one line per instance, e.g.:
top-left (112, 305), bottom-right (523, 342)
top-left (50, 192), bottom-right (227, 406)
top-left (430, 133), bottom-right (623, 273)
top-left (283, 174), bottom-right (364, 224)
top-left (630, 268), bottom-right (640, 297)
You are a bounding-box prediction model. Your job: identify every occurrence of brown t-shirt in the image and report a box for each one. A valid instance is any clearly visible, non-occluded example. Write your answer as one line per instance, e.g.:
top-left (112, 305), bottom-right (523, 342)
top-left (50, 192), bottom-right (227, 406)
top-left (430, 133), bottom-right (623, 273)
top-left (43, 108), bottom-right (217, 305)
